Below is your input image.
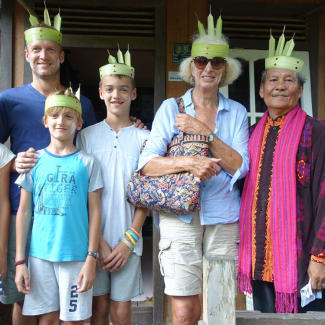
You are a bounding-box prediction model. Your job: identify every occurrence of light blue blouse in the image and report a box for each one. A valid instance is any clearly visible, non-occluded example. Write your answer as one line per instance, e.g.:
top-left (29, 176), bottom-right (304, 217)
top-left (138, 88), bottom-right (249, 225)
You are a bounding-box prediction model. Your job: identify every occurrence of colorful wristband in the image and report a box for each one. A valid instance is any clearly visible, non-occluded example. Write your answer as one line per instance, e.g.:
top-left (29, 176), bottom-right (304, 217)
top-left (125, 231), bottom-right (136, 246)
top-left (129, 226), bottom-right (140, 238)
top-left (120, 237), bottom-right (134, 252)
top-left (14, 259), bottom-right (26, 267)
top-left (127, 229), bottom-right (139, 242)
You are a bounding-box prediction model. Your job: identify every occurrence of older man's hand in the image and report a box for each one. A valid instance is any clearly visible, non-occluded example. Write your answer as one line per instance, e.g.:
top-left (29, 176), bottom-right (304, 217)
top-left (15, 147), bottom-right (38, 174)
top-left (307, 259), bottom-right (325, 291)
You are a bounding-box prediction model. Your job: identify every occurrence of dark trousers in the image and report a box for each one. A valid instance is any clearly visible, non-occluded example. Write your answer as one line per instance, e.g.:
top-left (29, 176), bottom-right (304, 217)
top-left (252, 280), bottom-right (325, 313)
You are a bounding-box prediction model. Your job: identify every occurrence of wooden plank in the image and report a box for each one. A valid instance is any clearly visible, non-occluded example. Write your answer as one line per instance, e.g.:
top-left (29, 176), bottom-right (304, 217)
top-left (63, 22), bottom-right (154, 28)
top-left (152, 227), bottom-right (164, 325)
top-left (132, 305), bottom-right (153, 325)
top-left (62, 35), bottom-right (155, 49)
top-left (236, 311), bottom-right (325, 324)
top-left (35, 0), bottom-right (161, 9)
top-left (62, 27), bottom-right (154, 34)
top-left (58, 15), bottom-right (155, 22)
top-left (165, 0), bottom-right (189, 99)
top-left (153, 0), bottom-right (166, 113)
top-left (211, 0), bottom-right (323, 4)
top-left (317, 6), bottom-right (325, 120)
top-left (13, 0), bottom-right (25, 87)
top-left (23, 0), bottom-right (34, 85)
top-left (0, 0), bottom-right (13, 91)
top-left (202, 255), bottom-right (236, 325)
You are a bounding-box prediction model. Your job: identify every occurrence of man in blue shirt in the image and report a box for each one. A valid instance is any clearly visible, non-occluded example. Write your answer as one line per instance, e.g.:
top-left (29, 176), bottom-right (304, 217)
top-left (0, 9), bottom-right (96, 325)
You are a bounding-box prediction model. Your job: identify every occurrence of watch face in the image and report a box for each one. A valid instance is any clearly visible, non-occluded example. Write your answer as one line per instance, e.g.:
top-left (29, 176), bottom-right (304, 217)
top-left (208, 134), bottom-right (214, 142)
top-left (88, 251), bottom-right (99, 259)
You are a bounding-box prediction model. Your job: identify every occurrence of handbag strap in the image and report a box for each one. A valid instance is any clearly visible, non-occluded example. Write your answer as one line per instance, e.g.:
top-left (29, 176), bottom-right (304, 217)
top-left (175, 97), bottom-right (185, 113)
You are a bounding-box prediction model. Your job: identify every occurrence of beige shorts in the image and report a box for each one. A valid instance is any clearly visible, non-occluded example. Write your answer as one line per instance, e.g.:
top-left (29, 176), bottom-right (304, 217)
top-left (158, 212), bottom-right (238, 296)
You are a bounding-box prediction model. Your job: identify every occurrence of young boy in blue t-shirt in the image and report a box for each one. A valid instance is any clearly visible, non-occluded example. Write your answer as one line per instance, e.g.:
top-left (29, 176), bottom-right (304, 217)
top-left (14, 89), bottom-right (103, 324)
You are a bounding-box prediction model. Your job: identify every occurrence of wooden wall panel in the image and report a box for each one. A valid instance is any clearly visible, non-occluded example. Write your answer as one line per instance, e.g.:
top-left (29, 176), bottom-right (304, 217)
top-left (317, 6), bottom-right (325, 120)
top-left (0, 0), bottom-right (13, 91)
top-left (165, 0), bottom-right (208, 99)
top-left (13, 1), bottom-right (25, 87)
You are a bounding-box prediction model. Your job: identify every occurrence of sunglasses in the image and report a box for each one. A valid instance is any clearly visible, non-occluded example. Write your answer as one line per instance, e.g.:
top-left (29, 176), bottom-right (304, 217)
top-left (193, 56), bottom-right (226, 70)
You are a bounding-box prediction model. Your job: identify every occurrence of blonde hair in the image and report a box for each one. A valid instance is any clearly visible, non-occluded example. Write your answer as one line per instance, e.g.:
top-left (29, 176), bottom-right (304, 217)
top-left (43, 89), bottom-right (83, 125)
top-left (179, 33), bottom-right (241, 87)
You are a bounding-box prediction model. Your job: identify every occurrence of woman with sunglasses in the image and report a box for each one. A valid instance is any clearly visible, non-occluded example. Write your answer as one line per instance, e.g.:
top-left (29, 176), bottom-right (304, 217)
top-left (138, 15), bottom-right (249, 325)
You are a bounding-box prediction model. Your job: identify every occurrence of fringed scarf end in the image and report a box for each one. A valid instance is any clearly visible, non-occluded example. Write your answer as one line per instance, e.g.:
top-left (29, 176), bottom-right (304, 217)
top-left (275, 291), bottom-right (298, 313)
top-left (238, 272), bottom-right (252, 294)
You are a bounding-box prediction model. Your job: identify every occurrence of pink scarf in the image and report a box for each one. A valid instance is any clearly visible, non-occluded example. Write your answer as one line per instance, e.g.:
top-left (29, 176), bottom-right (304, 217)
top-left (238, 105), bottom-right (306, 313)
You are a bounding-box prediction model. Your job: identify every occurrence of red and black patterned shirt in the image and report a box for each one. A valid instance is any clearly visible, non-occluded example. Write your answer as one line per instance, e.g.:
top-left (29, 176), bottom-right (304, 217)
top-left (251, 115), bottom-right (325, 289)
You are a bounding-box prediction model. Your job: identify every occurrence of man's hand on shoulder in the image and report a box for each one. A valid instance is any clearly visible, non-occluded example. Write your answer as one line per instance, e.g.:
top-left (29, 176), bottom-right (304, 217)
top-left (14, 147), bottom-right (38, 174)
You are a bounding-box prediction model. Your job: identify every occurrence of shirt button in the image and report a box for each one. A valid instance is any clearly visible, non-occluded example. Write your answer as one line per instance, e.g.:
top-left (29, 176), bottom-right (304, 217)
top-left (116, 136), bottom-right (118, 139)
top-left (114, 146), bottom-right (117, 148)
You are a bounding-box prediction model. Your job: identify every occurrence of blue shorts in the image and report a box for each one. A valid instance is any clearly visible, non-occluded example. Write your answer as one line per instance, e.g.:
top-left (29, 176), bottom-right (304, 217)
top-left (93, 253), bottom-right (143, 301)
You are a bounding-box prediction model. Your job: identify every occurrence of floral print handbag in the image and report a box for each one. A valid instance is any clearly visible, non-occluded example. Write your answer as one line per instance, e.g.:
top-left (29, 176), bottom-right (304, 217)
top-left (127, 97), bottom-right (209, 214)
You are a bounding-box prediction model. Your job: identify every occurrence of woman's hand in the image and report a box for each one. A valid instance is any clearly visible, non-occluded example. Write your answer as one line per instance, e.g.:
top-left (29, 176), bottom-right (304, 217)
top-left (175, 114), bottom-right (211, 135)
top-left (185, 156), bottom-right (221, 180)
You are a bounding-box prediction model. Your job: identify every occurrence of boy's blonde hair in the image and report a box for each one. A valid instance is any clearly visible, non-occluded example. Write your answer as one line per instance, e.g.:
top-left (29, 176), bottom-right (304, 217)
top-left (43, 88), bottom-right (83, 125)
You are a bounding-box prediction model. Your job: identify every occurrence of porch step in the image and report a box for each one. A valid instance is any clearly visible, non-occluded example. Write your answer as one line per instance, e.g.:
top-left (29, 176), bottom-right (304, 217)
top-left (236, 311), bottom-right (325, 325)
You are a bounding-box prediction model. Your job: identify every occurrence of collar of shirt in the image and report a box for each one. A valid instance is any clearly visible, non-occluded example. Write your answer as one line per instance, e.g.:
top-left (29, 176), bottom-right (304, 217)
top-left (182, 88), bottom-right (230, 113)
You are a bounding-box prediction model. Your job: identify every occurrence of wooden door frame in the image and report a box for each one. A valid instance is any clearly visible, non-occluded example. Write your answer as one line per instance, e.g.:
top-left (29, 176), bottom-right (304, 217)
top-left (0, 0), bottom-right (13, 91)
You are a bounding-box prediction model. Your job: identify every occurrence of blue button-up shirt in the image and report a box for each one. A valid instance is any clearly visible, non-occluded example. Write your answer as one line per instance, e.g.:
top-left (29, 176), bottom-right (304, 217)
top-left (138, 88), bottom-right (249, 225)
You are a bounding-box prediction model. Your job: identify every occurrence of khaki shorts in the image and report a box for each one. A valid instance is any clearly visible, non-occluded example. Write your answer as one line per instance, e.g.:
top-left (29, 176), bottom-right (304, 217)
top-left (158, 212), bottom-right (238, 296)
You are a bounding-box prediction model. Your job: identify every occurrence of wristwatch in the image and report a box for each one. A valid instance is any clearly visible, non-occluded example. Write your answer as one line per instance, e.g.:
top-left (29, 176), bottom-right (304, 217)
top-left (87, 251), bottom-right (99, 259)
top-left (207, 133), bottom-right (214, 142)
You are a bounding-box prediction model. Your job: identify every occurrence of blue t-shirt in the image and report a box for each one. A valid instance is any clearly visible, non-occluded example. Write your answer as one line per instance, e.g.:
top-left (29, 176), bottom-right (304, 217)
top-left (15, 149), bottom-right (103, 262)
top-left (0, 84), bottom-right (97, 213)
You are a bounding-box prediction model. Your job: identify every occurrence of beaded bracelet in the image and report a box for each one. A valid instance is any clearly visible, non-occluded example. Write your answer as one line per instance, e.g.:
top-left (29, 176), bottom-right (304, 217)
top-left (129, 226), bottom-right (140, 238)
top-left (127, 229), bottom-right (139, 241)
top-left (125, 231), bottom-right (137, 246)
top-left (120, 237), bottom-right (134, 252)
